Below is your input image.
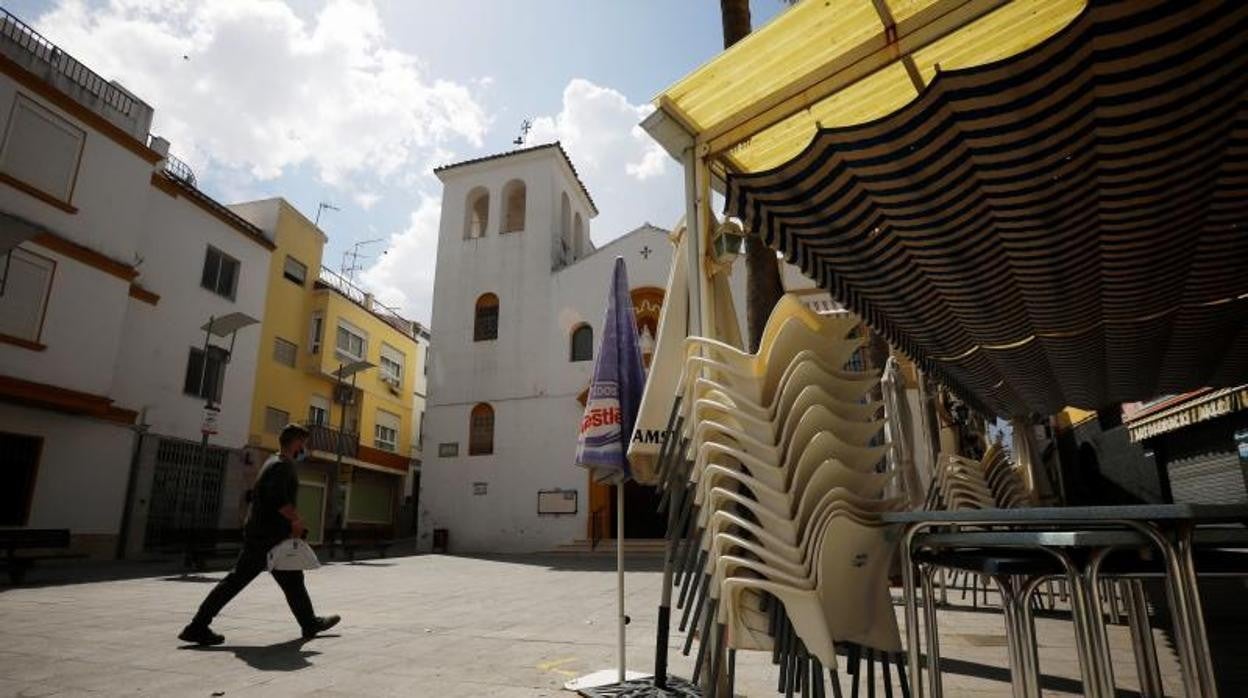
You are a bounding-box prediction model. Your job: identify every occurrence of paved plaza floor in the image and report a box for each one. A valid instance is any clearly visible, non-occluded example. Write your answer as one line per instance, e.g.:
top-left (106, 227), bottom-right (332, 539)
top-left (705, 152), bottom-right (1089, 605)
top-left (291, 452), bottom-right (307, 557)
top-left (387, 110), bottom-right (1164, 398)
top-left (0, 554), bottom-right (1185, 696)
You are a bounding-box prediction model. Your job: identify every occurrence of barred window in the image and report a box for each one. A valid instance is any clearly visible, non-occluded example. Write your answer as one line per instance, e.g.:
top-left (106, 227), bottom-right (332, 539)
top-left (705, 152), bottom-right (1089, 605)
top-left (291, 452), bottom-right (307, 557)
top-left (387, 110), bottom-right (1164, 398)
top-left (469, 403), bottom-right (494, 456)
top-left (474, 293), bottom-right (499, 342)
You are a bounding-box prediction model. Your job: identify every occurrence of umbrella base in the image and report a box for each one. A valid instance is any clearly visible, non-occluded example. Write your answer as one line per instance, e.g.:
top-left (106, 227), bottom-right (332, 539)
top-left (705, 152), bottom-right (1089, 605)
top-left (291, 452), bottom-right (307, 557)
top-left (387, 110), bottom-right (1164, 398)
top-left (574, 675), bottom-right (701, 697)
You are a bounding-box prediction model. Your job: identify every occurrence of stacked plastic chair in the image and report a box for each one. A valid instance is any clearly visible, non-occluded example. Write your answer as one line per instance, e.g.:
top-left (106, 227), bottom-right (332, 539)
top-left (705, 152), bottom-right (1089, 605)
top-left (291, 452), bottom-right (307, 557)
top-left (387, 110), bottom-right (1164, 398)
top-left (652, 295), bottom-right (911, 696)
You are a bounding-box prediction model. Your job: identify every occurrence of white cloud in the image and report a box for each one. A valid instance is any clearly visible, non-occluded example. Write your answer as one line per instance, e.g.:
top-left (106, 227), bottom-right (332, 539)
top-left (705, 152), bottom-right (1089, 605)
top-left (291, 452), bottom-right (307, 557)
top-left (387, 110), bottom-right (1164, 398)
top-left (33, 0), bottom-right (488, 188)
top-left (361, 79), bottom-right (686, 323)
top-left (528, 79), bottom-right (681, 243)
top-left (353, 191), bottom-right (381, 210)
top-left (360, 195), bottom-right (442, 325)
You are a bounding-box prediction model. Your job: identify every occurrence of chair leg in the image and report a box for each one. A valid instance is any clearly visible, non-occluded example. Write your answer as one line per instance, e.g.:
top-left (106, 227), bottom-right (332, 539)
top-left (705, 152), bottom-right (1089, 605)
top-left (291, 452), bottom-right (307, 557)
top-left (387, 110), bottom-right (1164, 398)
top-left (894, 652), bottom-right (912, 698)
top-left (882, 648), bottom-right (895, 698)
top-left (777, 618), bottom-right (791, 692)
top-left (867, 648), bottom-right (876, 698)
top-left (850, 644), bottom-right (862, 698)
top-left (830, 668), bottom-right (845, 698)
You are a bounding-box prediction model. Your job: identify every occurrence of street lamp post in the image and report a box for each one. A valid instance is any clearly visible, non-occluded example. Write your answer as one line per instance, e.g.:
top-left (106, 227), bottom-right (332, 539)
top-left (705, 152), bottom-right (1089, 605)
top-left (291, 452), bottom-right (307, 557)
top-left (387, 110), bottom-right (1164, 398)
top-left (332, 360), bottom-right (374, 534)
top-left (184, 313), bottom-right (258, 559)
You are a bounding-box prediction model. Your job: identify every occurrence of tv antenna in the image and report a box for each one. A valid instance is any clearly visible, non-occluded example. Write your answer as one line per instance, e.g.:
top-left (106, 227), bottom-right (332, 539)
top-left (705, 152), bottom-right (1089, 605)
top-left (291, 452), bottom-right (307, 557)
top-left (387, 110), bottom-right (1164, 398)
top-left (341, 238), bottom-right (386, 283)
top-left (315, 202), bottom-right (340, 226)
top-left (513, 119), bottom-right (531, 147)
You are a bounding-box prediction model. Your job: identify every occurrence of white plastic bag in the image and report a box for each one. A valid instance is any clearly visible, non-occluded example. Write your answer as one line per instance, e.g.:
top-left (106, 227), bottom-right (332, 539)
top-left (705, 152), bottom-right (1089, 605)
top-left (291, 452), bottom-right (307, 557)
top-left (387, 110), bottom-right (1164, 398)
top-left (267, 538), bottom-right (321, 571)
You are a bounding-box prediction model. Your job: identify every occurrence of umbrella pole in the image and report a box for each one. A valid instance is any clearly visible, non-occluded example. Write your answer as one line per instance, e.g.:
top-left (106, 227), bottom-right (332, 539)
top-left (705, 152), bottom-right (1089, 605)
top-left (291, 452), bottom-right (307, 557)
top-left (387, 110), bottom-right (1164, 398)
top-left (617, 480), bottom-right (626, 684)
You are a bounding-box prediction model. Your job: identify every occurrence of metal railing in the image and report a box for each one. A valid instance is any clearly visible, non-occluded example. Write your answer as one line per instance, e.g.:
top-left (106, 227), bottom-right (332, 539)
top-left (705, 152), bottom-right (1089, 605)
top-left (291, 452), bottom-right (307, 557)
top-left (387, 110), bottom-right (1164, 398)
top-left (317, 266), bottom-right (416, 337)
top-left (0, 8), bottom-right (144, 118)
top-left (305, 423), bottom-right (359, 459)
top-left (162, 153), bottom-right (197, 186)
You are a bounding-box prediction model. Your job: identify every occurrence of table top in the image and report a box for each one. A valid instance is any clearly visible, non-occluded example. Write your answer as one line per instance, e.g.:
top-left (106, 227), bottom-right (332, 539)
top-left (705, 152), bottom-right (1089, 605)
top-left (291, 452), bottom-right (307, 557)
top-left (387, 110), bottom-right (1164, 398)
top-left (913, 529), bottom-right (1151, 548)
top-left (881, 503), bottom-right (1248, 525)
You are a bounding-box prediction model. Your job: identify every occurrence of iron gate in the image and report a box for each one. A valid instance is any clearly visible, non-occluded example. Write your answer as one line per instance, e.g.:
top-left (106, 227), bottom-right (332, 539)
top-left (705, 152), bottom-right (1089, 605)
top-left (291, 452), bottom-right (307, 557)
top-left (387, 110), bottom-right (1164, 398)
top-left (144, 437), bottom-right (231, 549)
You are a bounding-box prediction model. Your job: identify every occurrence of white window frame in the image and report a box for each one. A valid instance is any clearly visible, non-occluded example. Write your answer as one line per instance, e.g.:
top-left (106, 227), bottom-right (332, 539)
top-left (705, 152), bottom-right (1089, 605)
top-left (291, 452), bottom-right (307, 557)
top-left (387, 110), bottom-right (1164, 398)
top-left (0, 247), bottom-right (55, 344)
top-left (308, 394), bottom-right (330, 426)
top-left (374, 409), bottom-right (400, 452)
top-left (379, 343), bottom-right (404, 385)
top-left (0, 94), bottom-right (86, 204)
top-left (201, 245), bottom-right (239, 300)
top-left (335, 320), bottom-right (367, 362)
top-left (283, 255), bottom-right (308, 286)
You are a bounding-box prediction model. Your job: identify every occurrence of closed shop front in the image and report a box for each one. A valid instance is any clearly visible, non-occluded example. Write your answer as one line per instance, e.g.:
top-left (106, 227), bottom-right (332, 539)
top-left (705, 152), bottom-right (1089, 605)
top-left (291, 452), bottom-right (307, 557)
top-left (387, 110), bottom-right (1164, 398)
top-left (347, 468), bottom-right (398, 528)
top-left (1129, 387), bottom-right (1248, 505)
top-left (1160, 412), bottom-right (1248, 505)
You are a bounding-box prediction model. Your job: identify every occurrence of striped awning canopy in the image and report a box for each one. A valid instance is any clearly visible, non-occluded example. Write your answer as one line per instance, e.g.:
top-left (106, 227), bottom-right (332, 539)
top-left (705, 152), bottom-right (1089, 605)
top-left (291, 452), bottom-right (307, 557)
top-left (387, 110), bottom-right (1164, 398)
top-left (718, 0), bottom-right (1248, 416)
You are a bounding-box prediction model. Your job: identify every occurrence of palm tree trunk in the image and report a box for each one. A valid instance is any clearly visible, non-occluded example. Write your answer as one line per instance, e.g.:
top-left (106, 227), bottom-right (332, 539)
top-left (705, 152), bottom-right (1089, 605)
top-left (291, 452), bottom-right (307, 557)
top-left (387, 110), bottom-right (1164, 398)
top-left (721, 0), bottom-right (786, 352)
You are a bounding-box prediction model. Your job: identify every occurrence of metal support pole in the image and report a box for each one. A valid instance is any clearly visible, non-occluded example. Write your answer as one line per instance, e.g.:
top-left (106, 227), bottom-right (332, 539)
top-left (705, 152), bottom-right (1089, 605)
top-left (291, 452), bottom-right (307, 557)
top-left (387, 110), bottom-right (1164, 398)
top-left (617, 479), bottom-right (626, 683)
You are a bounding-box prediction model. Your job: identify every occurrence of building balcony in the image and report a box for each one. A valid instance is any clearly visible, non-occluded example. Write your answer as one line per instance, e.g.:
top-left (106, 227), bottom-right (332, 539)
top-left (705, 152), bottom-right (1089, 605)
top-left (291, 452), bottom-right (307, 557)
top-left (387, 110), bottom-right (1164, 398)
top-left (305, 423), bottom-right (409, 473)
top-left (0, 8), bottom-right (154, 141)
top-left (305, 423), bottom-right (358, 460)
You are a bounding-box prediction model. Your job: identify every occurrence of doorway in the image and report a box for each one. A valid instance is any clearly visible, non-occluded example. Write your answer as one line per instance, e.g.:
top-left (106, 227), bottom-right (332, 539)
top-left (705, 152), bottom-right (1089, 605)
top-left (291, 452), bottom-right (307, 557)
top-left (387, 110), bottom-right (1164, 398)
top-left (0, 431), bottom-right (41, 526)
top-left (588, 475), bottom-right (665, 539)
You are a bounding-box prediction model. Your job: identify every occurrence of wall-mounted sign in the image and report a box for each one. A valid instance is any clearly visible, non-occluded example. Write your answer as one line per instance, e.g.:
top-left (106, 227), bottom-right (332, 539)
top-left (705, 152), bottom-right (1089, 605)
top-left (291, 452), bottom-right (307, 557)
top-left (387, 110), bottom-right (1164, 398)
top-left (439, 442), bottom-right (459, 457)
top-left (538, 489), bottom-right (578, 515)
top-left (472, 482), bottom-right (487, 496)
top-left (1236, 429), bottom-right (1248, 465)
top-left (201, 406), bottom-right (221, 436)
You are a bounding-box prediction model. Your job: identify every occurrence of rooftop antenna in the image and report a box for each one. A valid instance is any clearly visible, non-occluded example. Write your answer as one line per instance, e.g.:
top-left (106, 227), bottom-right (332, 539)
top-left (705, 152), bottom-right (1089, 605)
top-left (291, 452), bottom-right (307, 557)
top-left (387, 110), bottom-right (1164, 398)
top-left (512, 119), bottom-right (531, 147)
top-left (315, 202), bottom-right (340, 226)
top-left (341, 238), bottom-right (386, 283)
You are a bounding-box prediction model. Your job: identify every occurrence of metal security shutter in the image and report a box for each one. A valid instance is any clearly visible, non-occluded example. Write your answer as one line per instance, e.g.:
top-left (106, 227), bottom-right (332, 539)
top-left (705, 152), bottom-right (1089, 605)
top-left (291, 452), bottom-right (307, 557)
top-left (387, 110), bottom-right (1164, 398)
top-left (1169, 450), bottom-right (1244, 505)
top-left (1165, 415), bottom-right (1248, 505)
top-left (144, 437), bottom-right (231, 548)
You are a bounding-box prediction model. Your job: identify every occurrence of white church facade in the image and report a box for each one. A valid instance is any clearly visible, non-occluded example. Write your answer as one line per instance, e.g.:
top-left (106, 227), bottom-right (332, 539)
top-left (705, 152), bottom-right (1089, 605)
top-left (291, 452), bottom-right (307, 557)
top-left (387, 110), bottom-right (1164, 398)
top-left (417, 143), bottom-right (837, 553)
top-left (419, 143), bottom-right (685, 553)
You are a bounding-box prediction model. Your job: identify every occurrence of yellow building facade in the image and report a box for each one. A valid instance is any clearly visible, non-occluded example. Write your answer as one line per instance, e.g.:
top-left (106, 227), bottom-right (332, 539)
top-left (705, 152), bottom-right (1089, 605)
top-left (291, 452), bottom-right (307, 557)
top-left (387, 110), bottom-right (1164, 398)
top-left (231, 198), bottom-right (420, 542)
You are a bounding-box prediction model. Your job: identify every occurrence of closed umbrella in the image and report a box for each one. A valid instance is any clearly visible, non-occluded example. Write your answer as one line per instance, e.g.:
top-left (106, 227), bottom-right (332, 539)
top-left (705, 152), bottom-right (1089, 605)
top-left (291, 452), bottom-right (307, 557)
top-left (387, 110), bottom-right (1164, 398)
top-left (568, 256), bottom-right (648, 690)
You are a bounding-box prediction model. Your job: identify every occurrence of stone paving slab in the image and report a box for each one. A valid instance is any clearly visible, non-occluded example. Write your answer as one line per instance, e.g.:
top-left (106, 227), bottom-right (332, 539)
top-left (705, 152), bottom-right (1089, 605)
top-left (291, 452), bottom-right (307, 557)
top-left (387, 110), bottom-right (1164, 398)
top-left (0, 554), bottom-right (1184, 696)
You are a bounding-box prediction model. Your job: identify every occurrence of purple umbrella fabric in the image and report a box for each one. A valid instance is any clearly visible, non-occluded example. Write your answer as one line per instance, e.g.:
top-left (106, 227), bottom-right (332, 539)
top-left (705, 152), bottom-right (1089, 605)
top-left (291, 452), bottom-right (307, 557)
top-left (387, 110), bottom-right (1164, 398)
top-left (576, 257), bottom-right (646, 483)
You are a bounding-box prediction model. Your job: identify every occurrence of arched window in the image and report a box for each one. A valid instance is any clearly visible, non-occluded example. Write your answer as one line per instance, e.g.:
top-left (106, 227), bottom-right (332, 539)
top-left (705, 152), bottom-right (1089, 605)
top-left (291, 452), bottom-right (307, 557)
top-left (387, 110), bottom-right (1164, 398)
top-left (501, 179), bottom-right (526, 233)
top-left (473, 293), bottom-right (499, 341)
top-left (464, 186), bottom-right (489, 239)
top-left (469, 403), bottom-right (494, 455)
top-left (572, 212), bottom-right (584, 259)
top-left (570, 324), bottom-right (593, 362)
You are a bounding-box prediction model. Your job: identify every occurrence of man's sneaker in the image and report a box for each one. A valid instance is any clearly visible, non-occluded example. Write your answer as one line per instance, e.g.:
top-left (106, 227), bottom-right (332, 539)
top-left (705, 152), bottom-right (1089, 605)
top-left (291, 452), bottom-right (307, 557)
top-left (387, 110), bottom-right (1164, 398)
top-left (178, 624), bottom-right (224, 646)
top-left (302, 615), bottom-right (341, 639)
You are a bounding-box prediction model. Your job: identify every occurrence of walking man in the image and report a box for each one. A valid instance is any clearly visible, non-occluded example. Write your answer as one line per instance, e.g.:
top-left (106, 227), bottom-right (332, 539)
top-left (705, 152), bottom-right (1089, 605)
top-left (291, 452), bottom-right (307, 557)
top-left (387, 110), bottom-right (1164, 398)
top-left (179, 424), bottom-right (339, 645)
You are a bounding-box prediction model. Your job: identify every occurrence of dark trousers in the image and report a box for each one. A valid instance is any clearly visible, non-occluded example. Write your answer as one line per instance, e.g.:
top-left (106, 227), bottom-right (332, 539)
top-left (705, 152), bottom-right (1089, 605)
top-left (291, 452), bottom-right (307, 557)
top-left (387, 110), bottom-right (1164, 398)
top-left (192, 541), bottom-right (316, 629)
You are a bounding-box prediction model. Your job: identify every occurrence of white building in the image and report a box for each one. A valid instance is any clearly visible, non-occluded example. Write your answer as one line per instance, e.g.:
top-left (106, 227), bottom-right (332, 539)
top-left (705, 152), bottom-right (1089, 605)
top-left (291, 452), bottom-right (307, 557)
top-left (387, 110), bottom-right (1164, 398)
top-left (420, 144), bottom-right (698, 552)
top-left (401, 322), bottom-right (431, 538)
top-left (0, 13), bottom-right (271, 558)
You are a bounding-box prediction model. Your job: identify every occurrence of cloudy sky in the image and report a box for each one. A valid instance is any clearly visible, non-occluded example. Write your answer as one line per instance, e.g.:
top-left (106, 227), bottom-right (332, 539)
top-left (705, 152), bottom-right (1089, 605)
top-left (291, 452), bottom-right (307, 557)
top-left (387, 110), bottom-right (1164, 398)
top-left (8, 0), bottom-right (787, 323)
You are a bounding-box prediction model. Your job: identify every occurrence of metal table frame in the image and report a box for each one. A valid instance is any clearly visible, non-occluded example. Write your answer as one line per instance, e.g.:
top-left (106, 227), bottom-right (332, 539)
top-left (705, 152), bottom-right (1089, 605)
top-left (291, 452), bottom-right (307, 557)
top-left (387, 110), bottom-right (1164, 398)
top-left (884, 504), bottom-right (1248, 698)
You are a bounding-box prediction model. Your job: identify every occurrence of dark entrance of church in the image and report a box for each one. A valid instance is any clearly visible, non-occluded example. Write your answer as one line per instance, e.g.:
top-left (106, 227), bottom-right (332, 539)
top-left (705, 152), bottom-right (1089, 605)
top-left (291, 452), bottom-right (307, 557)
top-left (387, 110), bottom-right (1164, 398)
top-left (612, 481), bottom-right (665, 539)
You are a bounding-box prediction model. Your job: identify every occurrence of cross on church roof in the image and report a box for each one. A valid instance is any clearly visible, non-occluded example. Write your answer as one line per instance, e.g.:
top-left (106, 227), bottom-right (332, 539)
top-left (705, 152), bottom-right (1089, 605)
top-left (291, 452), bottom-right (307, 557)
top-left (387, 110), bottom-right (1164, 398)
top-left (640, 245), bottom-right (652, 260)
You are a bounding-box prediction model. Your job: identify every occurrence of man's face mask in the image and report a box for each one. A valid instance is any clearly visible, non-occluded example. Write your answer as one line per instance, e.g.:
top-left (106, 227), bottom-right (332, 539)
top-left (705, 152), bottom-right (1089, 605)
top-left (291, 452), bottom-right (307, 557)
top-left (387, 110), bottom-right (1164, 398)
top-left (294, 447), bottom-right (308, 462)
